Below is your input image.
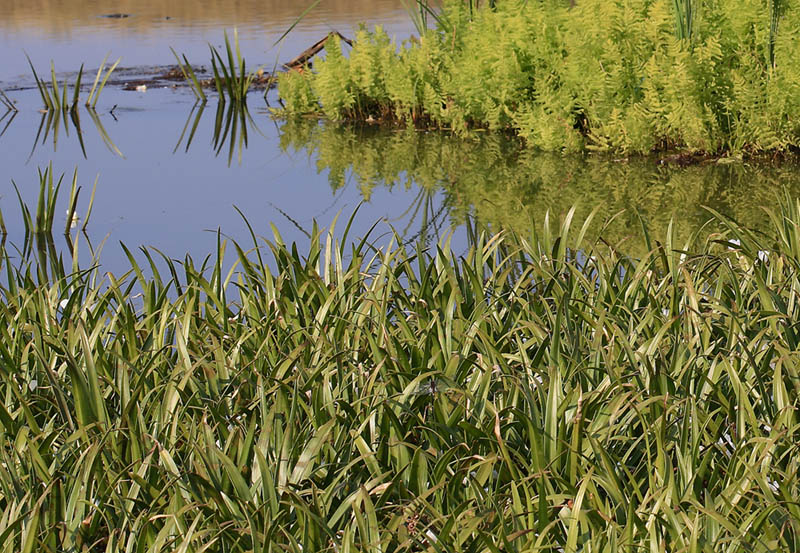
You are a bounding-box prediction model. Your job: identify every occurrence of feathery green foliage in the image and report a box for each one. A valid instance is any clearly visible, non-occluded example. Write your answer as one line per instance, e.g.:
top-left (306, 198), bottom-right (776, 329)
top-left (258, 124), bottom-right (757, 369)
top-left (278, 0), bottom-right (800, 154)
top-left (1, 169), bottom-right (800, 549)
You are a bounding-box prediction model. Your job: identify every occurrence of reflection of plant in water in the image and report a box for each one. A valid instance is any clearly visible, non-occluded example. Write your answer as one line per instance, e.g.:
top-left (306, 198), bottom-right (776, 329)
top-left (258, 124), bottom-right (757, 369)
top-left (175, 101), bottom-right (261, 166)
top-left (279, 118), bottom-right (800, 255)
top-left (0, 109), bottom-right (16, 139)
top-left (0, 88), bottom-right (16, 112)
top-left (28, 106), bottom-right (122, 160)
top-left (393, 186), bottom-right (450, 246)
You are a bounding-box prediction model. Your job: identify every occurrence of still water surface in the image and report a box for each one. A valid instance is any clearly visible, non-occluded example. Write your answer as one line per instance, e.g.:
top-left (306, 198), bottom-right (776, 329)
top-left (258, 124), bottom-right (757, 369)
top-left (0, 0), bottom-right (795, 271)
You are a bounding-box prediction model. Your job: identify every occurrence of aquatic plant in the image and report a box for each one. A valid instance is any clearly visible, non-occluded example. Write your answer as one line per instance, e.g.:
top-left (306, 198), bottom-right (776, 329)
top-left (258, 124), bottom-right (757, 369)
top-left (209, 30), bottom-right (260, 103)
top-left (170, 47), bottom-right (207, 102)
top-left (85, 53), bottom-right (121, 109)
top-left (27, 56), bottom-right (84, 112)
top-left (278, 0), bottom-right (800, 154)
top-left (1, 172), bottom-right (800, 550)
top-left (171, 31), bottom-right (261, 103)
top-left (27, 55), bottom-right (119, 112)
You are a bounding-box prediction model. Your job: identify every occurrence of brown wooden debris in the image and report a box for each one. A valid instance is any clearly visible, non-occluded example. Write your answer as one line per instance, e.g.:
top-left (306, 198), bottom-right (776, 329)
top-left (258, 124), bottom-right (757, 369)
top-left (284, 32), bottom-right (354, 70)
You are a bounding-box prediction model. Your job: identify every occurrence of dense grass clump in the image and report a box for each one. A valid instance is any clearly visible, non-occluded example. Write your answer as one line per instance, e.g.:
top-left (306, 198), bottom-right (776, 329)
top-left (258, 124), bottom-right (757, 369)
top-left (278, 0), bottom-right (800, 154)
top-left (1, 181), bottom-right (800, 550)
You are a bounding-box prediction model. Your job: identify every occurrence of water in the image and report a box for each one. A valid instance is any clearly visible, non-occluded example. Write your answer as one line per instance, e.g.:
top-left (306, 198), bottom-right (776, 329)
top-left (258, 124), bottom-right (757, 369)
top-left (0, 0), bottom-right (797, 272)
top-left (0, 0), bottom-right (435, 270)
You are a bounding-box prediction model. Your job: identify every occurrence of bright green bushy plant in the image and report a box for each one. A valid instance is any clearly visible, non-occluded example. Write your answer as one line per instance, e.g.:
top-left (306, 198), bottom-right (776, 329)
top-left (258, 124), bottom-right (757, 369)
top-left (278, 0), bottom-right (800, 154)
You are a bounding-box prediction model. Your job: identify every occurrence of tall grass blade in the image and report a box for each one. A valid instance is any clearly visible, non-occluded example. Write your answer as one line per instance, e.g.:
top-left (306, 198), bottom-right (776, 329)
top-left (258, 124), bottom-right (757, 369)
top-left (89, 56), bottom-right (120, 109)
top-left (170, 47), bottom-right (207, 102)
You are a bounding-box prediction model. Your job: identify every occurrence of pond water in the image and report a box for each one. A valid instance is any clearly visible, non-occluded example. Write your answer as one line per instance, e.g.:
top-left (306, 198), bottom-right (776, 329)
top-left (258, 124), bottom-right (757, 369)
top-left (0, 0), bottom-right (797, 271)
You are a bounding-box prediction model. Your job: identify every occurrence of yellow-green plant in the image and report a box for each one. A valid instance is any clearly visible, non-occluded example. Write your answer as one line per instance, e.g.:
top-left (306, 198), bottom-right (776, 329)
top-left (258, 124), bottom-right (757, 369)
top-left (278, 0), bottom-right (800, 154)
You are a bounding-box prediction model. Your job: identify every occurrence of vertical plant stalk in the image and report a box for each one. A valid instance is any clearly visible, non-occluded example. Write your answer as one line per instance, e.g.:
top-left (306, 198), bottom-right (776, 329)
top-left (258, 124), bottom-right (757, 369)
top-left (209, 30), bottom-right (260, 103)
top-left (672, 0), bottom-right (694, 42)
top-left (86, 54), bottom-right (122, 109)
top-left (170, 48), bottom-right (207, 102)
top-left (769, 0), bottom-right (783, 68)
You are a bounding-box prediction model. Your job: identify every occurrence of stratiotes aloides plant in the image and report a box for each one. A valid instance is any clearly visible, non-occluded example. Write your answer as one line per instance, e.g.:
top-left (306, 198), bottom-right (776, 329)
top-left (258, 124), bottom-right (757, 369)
top-left (0, 170), bottom-right (799, 551)
top-left (278, 0), bottom-right (800, 154)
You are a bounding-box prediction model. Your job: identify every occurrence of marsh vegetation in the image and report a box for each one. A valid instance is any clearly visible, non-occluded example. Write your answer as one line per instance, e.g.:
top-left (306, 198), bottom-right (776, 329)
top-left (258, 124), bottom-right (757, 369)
top-left (1, 178), bottom-right (800, 550)
top-left (279, 0), bottom-right (800, 155)
top-left (1, 1), bottom-right (800, 551)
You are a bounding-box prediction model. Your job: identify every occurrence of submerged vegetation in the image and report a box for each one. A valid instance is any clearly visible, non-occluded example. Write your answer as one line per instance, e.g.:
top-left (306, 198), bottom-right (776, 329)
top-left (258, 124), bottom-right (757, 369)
top-left (278, 0), bottom-right (800, 154)
top-left (0, 172), bottom-right (799, 550)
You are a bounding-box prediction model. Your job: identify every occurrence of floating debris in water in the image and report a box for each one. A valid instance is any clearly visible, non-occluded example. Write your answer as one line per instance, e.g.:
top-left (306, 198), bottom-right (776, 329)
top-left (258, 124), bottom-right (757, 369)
top-left (136, 84), bottom-right (147, 92)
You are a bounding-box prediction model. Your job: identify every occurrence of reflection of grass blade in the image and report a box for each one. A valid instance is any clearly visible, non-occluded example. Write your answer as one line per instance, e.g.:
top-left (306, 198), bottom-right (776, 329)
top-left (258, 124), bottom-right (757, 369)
top-left (174, 102), bottom-right (206, 153)
top-left (51, 109), bottom-right (61, 151)
top-left (69, 108), bottom-right (87, 159)
top-left (214, 100), bottom-right (233, 155)
top-left (0, 88), bottom-right (16, 111)
top-left (211, 102), bottom-right (251, 166)
top-left (28, 112), bottom-right (48, 162)
top-left (0, 109), bottom-right (17, 138)
top-left (86, 107), bottom-right (124, 158)
top-left (170, 47), bottom-right (207, 102)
